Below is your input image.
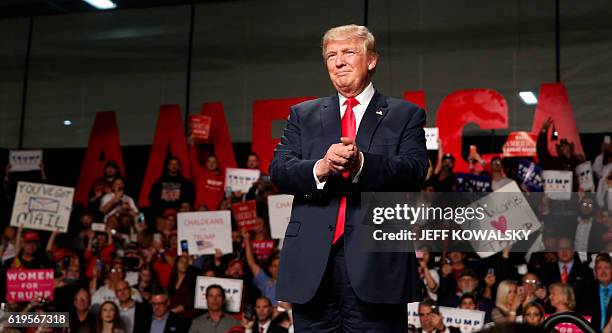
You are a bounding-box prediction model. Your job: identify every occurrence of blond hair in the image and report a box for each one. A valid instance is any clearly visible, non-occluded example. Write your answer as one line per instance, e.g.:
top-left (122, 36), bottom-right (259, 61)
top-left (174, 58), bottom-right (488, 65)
top-left (549, 282), bottom-right (576, 310)
top-left (321, 24), bottom-right (377, 58)
top-left (495, 280), bottom-right (517, 314)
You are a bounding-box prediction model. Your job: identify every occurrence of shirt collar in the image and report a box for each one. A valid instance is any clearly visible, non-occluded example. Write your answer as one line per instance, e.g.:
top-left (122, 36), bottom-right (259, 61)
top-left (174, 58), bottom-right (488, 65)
top-left (153, 312), bottom-right (169, 322)
top-left (338, 82), bottom-right (375, 108)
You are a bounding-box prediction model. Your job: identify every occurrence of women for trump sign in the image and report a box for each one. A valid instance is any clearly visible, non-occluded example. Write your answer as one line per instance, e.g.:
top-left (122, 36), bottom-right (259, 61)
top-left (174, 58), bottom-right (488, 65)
top-left (6, 269), bottom-right (55, 302)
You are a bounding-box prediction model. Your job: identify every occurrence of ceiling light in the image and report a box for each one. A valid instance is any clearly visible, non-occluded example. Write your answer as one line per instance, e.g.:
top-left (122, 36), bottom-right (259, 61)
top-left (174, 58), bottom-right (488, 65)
top-left (519, 91), bottom-right (538, 105)
top-left (63, 120), bottom-right (72, 126)
top-left (82, 0), bottom-right (117, 10)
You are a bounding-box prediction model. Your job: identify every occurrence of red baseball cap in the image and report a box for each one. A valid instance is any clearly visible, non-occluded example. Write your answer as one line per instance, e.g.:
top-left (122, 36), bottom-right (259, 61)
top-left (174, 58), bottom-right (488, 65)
top-left (163, 208), bottom-right (178, 218)
top-left (23, 231), bottom-right (40, 243)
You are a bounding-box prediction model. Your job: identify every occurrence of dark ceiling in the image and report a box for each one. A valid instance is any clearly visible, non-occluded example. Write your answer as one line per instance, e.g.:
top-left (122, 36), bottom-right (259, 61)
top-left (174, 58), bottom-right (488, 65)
top-left (0, 0), bottom-right (215, 19)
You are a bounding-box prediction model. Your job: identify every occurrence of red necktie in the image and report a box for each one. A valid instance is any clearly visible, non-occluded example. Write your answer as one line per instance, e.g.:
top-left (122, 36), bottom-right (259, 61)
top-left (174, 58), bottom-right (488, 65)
top-left (333, 97), bottom-right (358, 244)
top-left (561, 264), bottom-right (568, 283)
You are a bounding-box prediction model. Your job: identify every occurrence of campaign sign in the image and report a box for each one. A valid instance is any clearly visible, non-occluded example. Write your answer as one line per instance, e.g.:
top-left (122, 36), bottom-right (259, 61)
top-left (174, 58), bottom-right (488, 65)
top-left (6, 269), bottom-right (55, 302)
top-left (407, 302), bottom-right (485, 332)
top-left (189, 115), bottom-right (212, 141)
top-left (268, 194), bottom-right (294, 239)
top-left (9, 150), bottom-right (43, 172)
top-left (575, 161), bottom-right (595, 191)
top-left (231, 200), bottom-right (258, 231)
top-left (456, 173), bottom-right (492, 192)
top-left (542, 170), bottom-right (573, 200)
top-left (466, 182), bottom-right (541, 257)
top-left (425, 127), bottom-right (439, 150)
top-left (194, 276), bottom-right (243, 312)
top-left (225, 168), bottom-right (260, 193)
top-left (177, 211), bottom-right (232, 255)
top-left (502, 132), bottom-right (537, 157)
top-left (251, 240), bottom-right (275, 262)
top-left (10, 182), bottom-right (74, 233)
top-left (516, 159), bottom-right (544, 192)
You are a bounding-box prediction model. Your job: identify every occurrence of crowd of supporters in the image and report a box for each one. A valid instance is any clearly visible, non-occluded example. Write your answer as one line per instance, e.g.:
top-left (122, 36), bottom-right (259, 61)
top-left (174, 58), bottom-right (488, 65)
top-left (0, 118), bottom-right (611, 333)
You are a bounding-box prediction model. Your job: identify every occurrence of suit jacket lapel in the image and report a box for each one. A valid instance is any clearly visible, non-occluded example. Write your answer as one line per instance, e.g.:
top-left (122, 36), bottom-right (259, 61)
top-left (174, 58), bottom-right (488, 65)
top-left (320, 95), bottom-right (341, 148)
top-left (356, 90), bottom-right (388, 152)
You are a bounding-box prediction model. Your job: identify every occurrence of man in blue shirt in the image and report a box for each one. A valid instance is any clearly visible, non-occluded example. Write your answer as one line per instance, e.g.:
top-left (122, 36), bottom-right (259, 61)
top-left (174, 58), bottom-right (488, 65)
top-left (592, 254), bottom-right (612, 332)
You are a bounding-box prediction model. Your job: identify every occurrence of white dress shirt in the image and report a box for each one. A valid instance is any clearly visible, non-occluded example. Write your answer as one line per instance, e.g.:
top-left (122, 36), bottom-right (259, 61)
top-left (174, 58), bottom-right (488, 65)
top-left (313, 82), bottom-right (375, 189)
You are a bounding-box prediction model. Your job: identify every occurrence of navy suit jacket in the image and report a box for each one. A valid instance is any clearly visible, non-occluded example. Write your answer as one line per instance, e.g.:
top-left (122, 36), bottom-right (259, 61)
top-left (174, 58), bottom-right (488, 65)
top-left (269, 90), bottom-right (428, 304)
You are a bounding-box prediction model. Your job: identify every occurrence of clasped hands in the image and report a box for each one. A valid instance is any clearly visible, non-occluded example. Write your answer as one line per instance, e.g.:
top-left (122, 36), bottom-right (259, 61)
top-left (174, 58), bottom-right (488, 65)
top-left (315, 137), bottom-right (362, 181)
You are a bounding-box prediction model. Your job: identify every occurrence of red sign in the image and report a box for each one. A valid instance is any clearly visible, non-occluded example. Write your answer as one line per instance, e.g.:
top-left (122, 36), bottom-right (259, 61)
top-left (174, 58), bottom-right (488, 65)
top-left (251, 240), bottom-right (275, 262)
top-left (6, 268), bottom-right (55, 302)
top-left (502, 131), bottom-right (537, 157)
top-left (231, 200), bottom-right (258, 231)
top-left (544, 314), bottom-right (591, 333)
top-left (189, 115), bottom-right (212, 142)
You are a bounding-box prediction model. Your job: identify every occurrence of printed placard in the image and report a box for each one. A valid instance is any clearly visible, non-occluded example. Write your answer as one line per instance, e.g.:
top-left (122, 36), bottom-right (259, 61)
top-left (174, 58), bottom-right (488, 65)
top-left (456, 173), bottom-right (492, 192)
top-left (268, 194), bottom-right (294, 239)
top-left (517, 159), bottom-right (544, 192)
top-left (502, 132), bottom-right (537, 157)
top-left (466, 182), bottom-right (541, 257)
top-left (189, 115), bottom-right (212, 141)
top-left (231, 200), bottom-right (258, 231)
top-left (177, 211), bottom-right (232, 255)
top-left (6, 269), bottom-right (55, 302)
top-left (407, 302), bottom-right (485, 332)
top-left (575, 161), bottom-right (594, 191)
top-left (194, 276), bottom-right (243, 312)
top-left (542, 170), bottom-right (573, 200)
top-left (425, 127), bottom-right (439, 150)
top-left (225, 168), bottom-right (260, 193)
top-left (9, 150), bottom-right (43, 172)
top-left (10, 182), bottom-right (74, 233)
top-left (251, 240), bottom-right (275, 262)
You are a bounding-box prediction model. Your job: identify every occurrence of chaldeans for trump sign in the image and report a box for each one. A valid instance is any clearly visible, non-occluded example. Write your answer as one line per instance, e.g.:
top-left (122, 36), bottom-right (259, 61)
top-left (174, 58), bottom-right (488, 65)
top-left (10, 182), bottom-right (74, 233)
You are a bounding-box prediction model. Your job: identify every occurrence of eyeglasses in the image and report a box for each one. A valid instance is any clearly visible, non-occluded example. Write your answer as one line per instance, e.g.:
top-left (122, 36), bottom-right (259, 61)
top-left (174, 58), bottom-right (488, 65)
top-left (524, 279), bottom-right (537, 284)
top-left (111, 268), bottom-right (123, 273)
top-left (582, 202), bottom-right (593, 207)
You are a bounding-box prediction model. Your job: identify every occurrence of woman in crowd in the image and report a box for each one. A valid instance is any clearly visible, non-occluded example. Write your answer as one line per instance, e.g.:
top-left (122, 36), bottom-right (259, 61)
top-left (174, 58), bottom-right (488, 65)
top-left (96, 301), bottom-right (125, 333)
top-left (168, 254), bottom-right (198, 319)
top-left (134, 263), bottom-right (159, 302)
top-left (491, 280), bottom-right (524, 323)
top-left (417, 246), bottom-right (440, 301)
top-left (548, 282), bottom-right (575, 313)
top-left (522, 302), bottom-right (545, 327)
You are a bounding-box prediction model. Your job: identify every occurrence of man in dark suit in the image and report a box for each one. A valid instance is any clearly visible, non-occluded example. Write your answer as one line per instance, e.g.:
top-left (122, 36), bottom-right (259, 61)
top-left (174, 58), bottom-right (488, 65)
top-left (141, 289), bottom-right (188, 333)
top-left (591, 253), bottom-right (612, 333)
top-left (244, 297), bottom-right (288, 333)
top-left (269, 24), bottom-right (428, 332)
top-left (115, 280), bottom-right (152, 333)
top-left (539, 237), bottom-right (594, 314)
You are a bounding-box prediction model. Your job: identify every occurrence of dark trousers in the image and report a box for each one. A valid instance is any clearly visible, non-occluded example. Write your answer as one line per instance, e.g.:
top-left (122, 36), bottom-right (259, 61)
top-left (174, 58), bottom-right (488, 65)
top-left (292, 238), bottom-right (407, 333)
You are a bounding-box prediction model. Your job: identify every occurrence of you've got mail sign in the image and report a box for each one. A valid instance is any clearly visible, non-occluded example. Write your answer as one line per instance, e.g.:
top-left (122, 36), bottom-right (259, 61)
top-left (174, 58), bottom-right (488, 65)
top-left (10, 182), bottom-right (74, 233)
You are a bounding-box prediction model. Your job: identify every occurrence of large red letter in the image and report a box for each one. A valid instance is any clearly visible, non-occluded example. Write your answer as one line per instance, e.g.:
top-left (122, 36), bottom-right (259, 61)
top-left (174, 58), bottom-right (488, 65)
top-left (74, 112), bottom-right (124, 205)
top-left (198, 102), bottom-right (237, 171)
top-left (403, 90), bottom-right (426, 110)
top-left (138, 105), bottom-right (191, 207)
top-left (436, 89), bottom-right (509, 173)
top-left (530, 83), bottom-right (584, 157)
top-left (251, 97), bottom-right (315, 173)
